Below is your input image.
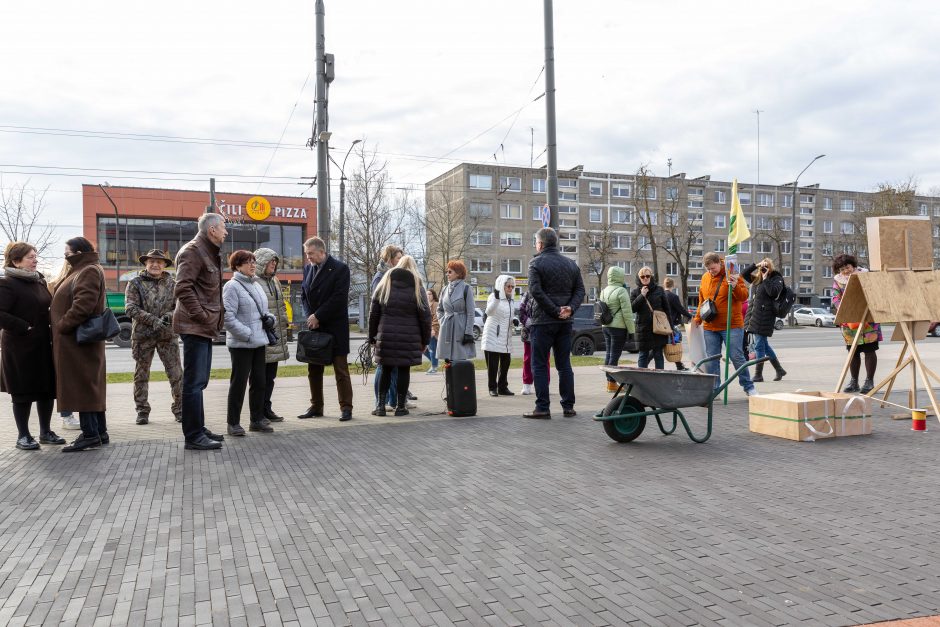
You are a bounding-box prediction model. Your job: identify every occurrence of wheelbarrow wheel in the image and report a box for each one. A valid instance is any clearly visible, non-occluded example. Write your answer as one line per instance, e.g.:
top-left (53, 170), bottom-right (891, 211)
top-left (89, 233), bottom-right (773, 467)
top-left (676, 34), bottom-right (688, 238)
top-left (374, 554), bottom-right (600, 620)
top-left (601, 395), bottom-right (646, 443)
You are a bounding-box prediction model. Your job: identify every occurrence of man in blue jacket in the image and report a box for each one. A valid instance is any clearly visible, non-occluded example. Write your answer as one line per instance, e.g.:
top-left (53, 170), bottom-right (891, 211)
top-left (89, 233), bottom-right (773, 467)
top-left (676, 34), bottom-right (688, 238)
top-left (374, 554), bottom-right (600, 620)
top-left (298, 237), bottom-right (353, 422)
top-left (524, 227), bottom-right (585, 419)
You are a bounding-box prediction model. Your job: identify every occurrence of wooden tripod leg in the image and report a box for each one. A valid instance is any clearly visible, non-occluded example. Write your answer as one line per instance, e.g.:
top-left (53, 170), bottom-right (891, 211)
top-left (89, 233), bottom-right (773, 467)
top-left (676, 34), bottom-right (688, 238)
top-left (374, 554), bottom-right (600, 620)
top-left (899, 322), bottom-right (940, 420)
top-left (879, 341), bottom-right (909, 406)
top-left (835, 306), bottom-right (868, 392)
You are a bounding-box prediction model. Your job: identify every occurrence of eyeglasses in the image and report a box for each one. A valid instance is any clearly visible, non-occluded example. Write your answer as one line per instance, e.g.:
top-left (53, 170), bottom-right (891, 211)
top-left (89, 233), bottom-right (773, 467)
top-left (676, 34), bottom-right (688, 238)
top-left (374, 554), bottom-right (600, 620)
top-left (639, 275), bottom-right (652, 279)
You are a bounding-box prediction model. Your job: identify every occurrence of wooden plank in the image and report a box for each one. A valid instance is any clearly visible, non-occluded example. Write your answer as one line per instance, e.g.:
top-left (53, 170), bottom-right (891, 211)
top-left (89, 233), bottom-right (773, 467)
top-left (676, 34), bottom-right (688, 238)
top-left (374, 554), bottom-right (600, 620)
top-left (836, 270), bottom-right (940, 324)
top-left (918, 270), bottom-right (940, 320)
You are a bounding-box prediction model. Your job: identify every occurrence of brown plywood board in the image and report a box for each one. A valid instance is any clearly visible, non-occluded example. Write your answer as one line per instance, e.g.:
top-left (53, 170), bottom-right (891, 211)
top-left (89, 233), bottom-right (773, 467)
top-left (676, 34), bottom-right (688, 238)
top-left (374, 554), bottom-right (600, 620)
top-left (866, 216), bottom-right (933, 271)
top-left (889, 321), bottom-right (930, 341)
top-left (834, 270), bottom-right (940, 325)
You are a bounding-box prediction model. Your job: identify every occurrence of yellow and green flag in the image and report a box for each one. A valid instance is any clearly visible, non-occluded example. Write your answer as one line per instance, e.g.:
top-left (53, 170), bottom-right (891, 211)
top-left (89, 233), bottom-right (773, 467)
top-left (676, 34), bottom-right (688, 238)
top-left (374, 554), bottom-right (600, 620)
top-left (728, 178), bottom-right (751, 254)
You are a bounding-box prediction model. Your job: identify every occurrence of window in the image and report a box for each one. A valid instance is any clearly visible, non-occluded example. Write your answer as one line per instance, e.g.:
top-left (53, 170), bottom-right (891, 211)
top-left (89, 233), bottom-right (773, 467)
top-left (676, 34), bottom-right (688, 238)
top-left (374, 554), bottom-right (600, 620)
top-left (689, 211), bottom-right (703, 222)
top-left (738, 192), bottom-right (751, 206)
top-left (822, 243), bottom-right (833, 256)
top-left (800, 240), bottom-right (814, 249)
top-left (532, 205), bottom-right (546, 221)
top-left (715, 239), bottom-right (726, 252)
top-left (666, 186), bottom-right (679, 200)
top-left (614, 260), bottom-right (631, 273)
top-left (757, 192), bottom-right (774, 207)
top-left (612, 209), bottom-right (632, 224)
top-left (688, 188), bottom-right (704, 209)
top-left (840, 221), bottom-right (855, 235)
top-left (638, 211), bottom-right (658, 226)
top-left (823, 220), bottom-right (833, 234)
top-left (800, 230), bottom-right (814, 238)
top-left (500, 258), bottom-right (522, 274)
top-left (780, 241), bottom-right (791, 254)
top-left (800, 206), bottom-right (814, 215)
top-left (934, 206), bottom-right (940, 217)
top-left (469, 174), bottom-right (492, 190)
top-left (801, 194), bottom-right (815, 204)
top-left (823, 197), bottom-right (832, 210)
top-left (918, 202), bottom-right (928, 216)
top-left (822, 267), bottom-right (833, 278)
top-left (665, 211), bottom-right (679, 226)
top-left (643, 186), bottom-right (657, 200)
top-left (470, 259), bottom-right (492, 273)
top-left (757, 240), bottom-right (773, 254)
top-left (665, 262), bottom-right (678, 276)
top-left (800, 252), bottom-right (814, 260)
top-left (558, 205), bottom-right (578, 214)
top-left (737, 240), bottom-right (751, 253)
top-left (612, 183), bottom-right (631, 198)
top-left (498, 176), bottom-right (521, 192)
top-left (500, 203), bottom-right (522, 220)
top-left (612, 234), bottom-right (632, 249)
top-left (782, 265), bottom-right (791, 278)
top-left (782, 195), bottom-right (793, 208)
top-left (714, 215), bottom-right (726, 229)
top-left (500, 232), bottom-right (522, 246)
top-left (780, 217), bottom-right (792, 231)
top-left (559, 218), bottom-right (578, 228)
top-left (559, 178), bottom-right (577, 188)
top-left (756, 216), bottom-right (773, 231)
top-left (532, 178), bottom-right (545, 193)
top-left (469, 202), bottom-right (492, 218)
top-left (714, 190), bottom-right (727, 204)
top-left (637, 236), bottom-right (652, 251)
top-left (934, 225), bottom-right (940, 238)
top-left (589, 182), bottom-right (603, 196)
top-left (589, 208), bottom-right (602, 223)
top-left (559, 191), bottom-right (578, 201)
top-left (800, 263), bottom-right (814, 272)
top-left (469, 230), bottom-right (492, 245)
top-left (841, 198), bottom-right (855, 212)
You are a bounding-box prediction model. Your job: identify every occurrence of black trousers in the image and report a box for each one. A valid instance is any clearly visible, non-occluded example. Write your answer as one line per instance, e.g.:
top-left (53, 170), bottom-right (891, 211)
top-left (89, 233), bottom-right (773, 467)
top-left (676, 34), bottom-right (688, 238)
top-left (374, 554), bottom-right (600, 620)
top-left (379, 366), bottom-right (411, 409)
top-left (263, 362), bottom-right (279, 412)
top-left (484, 350), bottom-right (511, 392)
top-left (12, 399), bottom-right (54, 438)
top-left (228, 347), bottom-right (266, 425)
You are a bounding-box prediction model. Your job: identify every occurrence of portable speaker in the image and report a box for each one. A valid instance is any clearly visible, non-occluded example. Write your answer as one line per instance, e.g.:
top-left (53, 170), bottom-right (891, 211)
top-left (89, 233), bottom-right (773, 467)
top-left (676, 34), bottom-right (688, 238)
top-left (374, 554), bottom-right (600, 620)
top-left (444, 360), bottom-right (477, 417)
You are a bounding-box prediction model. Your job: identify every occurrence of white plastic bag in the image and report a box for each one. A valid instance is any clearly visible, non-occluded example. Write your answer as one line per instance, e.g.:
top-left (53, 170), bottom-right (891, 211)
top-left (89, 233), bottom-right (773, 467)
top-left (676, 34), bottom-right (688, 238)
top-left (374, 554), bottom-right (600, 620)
top-left (686, 323), bottom-right (706, 367)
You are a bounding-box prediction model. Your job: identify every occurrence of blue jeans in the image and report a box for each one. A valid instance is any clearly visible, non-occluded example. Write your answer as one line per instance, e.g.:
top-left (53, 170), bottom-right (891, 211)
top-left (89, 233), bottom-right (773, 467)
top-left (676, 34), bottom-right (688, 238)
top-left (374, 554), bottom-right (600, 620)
top-left (637, 347), bottom-right (665, 370)
top-left (703, 328), bottom-right (754, 392)
top-left (79, 412), bottom-right (105, 438)
top-left (602, 327), bottom-right (627, 382)
top-left (424, 336), bottom-right (439, 368)
top-left (751, 334), bottom-right (777, 360)
top-left (181, 334), bottom-right (213, 441)
top-left (530, 323), bottom-right (574, 412)
top-left (373, 364), bottom-right (398, 407)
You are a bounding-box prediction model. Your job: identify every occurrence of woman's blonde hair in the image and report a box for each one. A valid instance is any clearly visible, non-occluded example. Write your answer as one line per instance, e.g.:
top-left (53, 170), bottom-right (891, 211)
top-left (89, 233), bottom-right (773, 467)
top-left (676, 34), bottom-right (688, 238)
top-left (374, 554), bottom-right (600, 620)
top-left (752, 257), bottom-right (775, 285)
top-left (47, 262), bottom-right (72, 295)
top-left (374, 254), bottom-right (426, 309)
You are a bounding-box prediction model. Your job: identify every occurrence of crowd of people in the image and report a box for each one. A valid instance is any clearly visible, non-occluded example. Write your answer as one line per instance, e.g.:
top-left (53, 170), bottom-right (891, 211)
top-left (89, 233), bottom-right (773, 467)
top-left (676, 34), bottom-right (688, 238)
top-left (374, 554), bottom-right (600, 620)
top-left (0, 216), bottom-right (875, 451)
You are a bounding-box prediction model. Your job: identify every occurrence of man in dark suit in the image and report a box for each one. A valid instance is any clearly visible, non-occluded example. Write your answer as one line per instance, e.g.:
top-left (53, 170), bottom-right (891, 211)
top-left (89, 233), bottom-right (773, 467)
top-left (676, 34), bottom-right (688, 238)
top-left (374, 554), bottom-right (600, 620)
top-left (297, 237), bottom-right (353, 422)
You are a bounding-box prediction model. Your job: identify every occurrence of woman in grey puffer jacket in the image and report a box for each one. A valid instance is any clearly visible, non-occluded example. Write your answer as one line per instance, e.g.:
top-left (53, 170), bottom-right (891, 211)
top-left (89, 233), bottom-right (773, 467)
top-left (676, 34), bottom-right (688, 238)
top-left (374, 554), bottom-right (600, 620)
top-left (222, 250), bottom-right (275, 436)
top-left (253, 247), bottom-right (290, 422)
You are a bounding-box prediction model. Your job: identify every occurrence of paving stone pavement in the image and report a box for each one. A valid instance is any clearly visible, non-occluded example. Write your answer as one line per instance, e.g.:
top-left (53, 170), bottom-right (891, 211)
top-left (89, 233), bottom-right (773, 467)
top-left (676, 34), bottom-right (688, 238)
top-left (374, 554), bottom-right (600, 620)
top-left (2, 345), bottom-right (940, 626)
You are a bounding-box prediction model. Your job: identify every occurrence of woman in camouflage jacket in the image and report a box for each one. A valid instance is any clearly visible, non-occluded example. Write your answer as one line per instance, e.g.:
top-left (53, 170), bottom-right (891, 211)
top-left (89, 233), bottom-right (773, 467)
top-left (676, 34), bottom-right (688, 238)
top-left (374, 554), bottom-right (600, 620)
top-left (254, 248), bottom-right (291, 422)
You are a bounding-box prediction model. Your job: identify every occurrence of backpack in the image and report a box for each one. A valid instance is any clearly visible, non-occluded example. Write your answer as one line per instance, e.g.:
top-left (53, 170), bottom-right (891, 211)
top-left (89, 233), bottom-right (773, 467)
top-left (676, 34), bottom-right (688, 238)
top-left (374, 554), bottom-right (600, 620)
top-left (773, 283), bottom-right (796, 319)
top-left (593, 300), bottom-right (614, 325)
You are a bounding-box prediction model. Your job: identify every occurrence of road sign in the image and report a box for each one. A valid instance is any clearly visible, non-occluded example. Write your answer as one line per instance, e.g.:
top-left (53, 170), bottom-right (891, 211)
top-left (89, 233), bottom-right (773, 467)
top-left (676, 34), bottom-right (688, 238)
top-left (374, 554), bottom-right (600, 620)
top-left (540, 203), bottom-right (551, 228)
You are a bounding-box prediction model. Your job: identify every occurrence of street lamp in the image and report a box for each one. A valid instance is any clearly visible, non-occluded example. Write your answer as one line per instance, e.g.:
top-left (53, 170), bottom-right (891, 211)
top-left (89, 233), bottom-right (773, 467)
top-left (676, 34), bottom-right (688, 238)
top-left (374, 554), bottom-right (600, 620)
top-left (789, 154), bottom-right (825, 324)
top-left (98, 183), bottom-right (123, 291)
top-left (328, 139), bottom-right (362, 262)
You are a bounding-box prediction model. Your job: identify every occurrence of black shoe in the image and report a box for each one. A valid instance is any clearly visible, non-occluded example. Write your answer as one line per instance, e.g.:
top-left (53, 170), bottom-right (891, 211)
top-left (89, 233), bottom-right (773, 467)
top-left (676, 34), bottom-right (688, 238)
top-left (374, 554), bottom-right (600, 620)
top-left (373, 406), bottom-right (386, 417)
top-left (843, 379), bottom-right (860, 393)
top-left (136, 413), bottom-right (149, 425)
top-left (99, 432), bottom-right (110, 444)
top-left (676, 363), bottom-right (688, 371)
top-left (523, 410), bottom-right (551, 419)
top-left (174, 414), bottom-right (182, 423)
top-left (185, 434), bottom-right (222, 450)
top-left (39, 431), bottom-right (66, 445)
top-left (407, 391), bottom-right (417, 401)
top-left (340, 409), bottom-right (352, 422)
top-left (751, 363), bottom-right (764, 383)
top-left (62, 434), bottom-right (101, 452)
top-left (860, 379), bottom-right (874, 394)
top-left (489, 390), bottom-right (499, 397)
top-left (497, 389), bottom-right (515, 396)
top-left (227, 424), bottom-right (246, 437)
top-left (770, 359), bottom-right (787, 381)
top-left (264, 409), bottom-right (285, 422)
top-left (204, 429), bottom-right (225, 442)
top-left (16, 436), bottom-right (39, 450)
top-left (298, 406), bottom-right (323, 419)
top-left (394, 407), bottom-right (409, 416)
top-left (563, 409), bottom-right (577, 418)
top-left (249, 421), bottom-right (274, 433)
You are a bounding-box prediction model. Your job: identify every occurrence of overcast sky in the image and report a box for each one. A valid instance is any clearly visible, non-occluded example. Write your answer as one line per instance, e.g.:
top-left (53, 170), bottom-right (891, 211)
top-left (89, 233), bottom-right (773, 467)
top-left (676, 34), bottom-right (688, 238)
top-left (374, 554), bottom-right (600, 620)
top-left (2, 1), bottom-right (939, 266)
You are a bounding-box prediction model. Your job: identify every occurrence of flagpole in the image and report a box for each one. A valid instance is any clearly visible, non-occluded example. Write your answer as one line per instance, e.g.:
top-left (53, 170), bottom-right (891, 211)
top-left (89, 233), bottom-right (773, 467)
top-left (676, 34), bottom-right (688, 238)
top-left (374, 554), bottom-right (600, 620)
top-left (723, 277), bottom-right (732, 405)
top-left (724, 178), bottom-right (751, 405)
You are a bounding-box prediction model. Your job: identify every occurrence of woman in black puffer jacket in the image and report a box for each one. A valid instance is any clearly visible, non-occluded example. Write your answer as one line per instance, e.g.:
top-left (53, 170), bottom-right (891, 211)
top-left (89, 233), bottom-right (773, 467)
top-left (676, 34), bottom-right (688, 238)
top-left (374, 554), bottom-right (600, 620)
top-left (630, 266), bottom-right (669, 370)
top-left (742, 257), bottom-right (786, 382)
top-left (368, 256), bottom-right (432, 416)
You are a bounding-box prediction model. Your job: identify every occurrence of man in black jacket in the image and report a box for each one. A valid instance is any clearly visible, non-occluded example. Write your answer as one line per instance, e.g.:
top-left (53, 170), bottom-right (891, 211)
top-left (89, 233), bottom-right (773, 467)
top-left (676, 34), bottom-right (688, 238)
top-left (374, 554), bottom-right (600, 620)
top-left (524, 227), bottom-right (585, 419)
top-left (298, 237), bottom-right (353, 422)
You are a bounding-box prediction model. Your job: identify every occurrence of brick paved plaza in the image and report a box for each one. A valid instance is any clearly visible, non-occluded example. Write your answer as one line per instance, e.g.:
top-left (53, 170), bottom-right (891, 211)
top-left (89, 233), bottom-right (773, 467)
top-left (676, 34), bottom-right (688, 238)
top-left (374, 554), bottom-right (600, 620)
top-left (1, 348), bottom-right (940, 626)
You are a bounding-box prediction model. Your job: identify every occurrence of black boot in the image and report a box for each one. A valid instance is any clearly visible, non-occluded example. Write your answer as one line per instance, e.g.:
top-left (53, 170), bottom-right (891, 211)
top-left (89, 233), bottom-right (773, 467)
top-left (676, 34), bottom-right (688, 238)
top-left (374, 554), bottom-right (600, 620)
top-left (843, 378), bottom-right (860, 393)
top-left (770, 358), bottom-right (787, 381)
top-left (751, 362), bottom-right (764, 383)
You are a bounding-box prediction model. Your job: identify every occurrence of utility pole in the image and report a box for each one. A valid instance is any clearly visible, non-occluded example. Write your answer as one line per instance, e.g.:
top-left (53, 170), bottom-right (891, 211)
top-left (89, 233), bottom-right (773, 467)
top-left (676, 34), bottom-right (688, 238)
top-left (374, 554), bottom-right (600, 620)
top-left (315, 0), bottom-right (333, 250)
top-left (543, 0), bottom-right (559, 230)
top-left (98, 184), bottom-right (121, 291)
top-left (753, 109), bottom-right (762, 263)
top-left (206, 177), bottom-right (215, 213)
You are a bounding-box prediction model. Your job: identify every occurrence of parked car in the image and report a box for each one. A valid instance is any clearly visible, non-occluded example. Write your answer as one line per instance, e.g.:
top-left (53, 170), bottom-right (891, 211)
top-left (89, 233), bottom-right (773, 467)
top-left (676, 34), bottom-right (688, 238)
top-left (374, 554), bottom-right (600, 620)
top-left (929, 321), bottom-right (940, 337)
top-left (792, 307), bottom-right (836, 327)
top-left (570, 307), bottom-right (639, 356)
top-left (774, 317), bottom-right (786, 331)
top-left (471, 306), bottom-right (521, 340)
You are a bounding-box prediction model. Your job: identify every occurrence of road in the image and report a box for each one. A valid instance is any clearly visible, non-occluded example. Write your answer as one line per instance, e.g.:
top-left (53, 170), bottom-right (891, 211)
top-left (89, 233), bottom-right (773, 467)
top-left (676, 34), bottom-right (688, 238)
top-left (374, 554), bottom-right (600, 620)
top-left (105, 324), bottom-right (934, 373)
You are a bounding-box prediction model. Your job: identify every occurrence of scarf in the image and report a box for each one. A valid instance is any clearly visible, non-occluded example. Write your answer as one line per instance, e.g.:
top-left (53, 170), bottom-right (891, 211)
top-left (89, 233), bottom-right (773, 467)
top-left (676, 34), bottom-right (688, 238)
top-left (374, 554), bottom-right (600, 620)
top-left (4, 267), bottom-right (44, 283)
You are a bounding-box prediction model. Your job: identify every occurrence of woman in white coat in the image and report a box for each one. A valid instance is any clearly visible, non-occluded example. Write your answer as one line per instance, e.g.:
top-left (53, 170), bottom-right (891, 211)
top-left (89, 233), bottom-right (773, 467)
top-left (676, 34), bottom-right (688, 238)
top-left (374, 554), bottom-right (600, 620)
top-left (482, 274), bottom-right (515, 396)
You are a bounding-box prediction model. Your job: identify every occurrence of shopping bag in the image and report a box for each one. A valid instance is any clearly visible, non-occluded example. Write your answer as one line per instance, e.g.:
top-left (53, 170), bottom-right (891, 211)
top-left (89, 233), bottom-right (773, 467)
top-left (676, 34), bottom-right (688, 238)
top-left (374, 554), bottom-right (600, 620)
top-left (686, 323), bottom-right (706, 366)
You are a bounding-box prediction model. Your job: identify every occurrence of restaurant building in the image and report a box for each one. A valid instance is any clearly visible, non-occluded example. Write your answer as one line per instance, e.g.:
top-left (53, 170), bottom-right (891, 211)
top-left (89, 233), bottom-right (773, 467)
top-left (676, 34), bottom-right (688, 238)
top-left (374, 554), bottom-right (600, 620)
top-left (81, 185), bottom-right (317, 287)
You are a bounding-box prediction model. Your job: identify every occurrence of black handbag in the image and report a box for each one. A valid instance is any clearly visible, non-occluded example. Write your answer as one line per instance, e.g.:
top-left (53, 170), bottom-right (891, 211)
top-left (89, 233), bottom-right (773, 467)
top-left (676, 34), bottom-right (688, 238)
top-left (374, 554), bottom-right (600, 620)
top-left (235, 280), bottom-right (278, 346)
top-left (72, 267), bottom-right (121, 344)
top-left (296, 330), bottom-right (334, 365)
top-left (699, 279), bottom-right (723, 323)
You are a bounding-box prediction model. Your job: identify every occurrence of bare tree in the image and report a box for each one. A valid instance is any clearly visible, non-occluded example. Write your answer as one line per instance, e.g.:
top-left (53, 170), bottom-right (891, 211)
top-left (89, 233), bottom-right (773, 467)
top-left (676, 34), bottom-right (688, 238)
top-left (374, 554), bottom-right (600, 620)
top-left (423, 186), bottom-right (482, 290)
top-left (581, 224), bottom-right (616, 296)
top-left (341, 144), bottom-right (407, 293)
top-left (0, 182), bottom-right (55, 260)
top-left (753, 215), bottom-right (793, 275)
top-left (654, 188), bottom-right (701, 304)
top-left (633, 164), bottom-right (661, 276)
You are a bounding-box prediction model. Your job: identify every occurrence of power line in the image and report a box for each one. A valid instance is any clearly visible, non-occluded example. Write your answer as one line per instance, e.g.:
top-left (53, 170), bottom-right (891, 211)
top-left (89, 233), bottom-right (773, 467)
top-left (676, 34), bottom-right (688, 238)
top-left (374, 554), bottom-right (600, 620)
top-left (257, 71), bottom-right (312, 192)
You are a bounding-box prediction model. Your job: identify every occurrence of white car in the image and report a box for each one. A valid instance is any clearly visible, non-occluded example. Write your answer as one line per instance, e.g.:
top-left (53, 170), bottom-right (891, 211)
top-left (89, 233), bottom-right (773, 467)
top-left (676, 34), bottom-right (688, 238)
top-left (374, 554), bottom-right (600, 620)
top-left (792, 307), bottom-right (836, 327)
top-left (473, 307), bottom-right (520, 340)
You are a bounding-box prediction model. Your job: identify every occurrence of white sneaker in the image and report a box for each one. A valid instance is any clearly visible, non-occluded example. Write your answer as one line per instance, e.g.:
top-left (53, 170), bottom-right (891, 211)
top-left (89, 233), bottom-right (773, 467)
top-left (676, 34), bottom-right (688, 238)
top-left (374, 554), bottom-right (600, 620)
top-left (406, 401), bottom-right (417, 409)
top-left (521, 384), bottom-right (534, 395)
top-left (745, 387), bottom-right (759, 397)
top-left (62, 415), bottom-right (81, 430)
top-left (426, 367), bottom-right (438, 374)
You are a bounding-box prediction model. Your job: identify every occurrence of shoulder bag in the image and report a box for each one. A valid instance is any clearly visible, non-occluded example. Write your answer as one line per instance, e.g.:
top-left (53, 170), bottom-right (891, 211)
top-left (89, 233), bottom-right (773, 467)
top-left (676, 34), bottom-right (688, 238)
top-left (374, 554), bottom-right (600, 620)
top-left (699, 279), bottom-right (723, 323)
top-left (645, 296), bottom-right (672, 336)
top-left (296, 329), bottom-right (334, 365)
top-left (73, 267), bottom-right (121, 344)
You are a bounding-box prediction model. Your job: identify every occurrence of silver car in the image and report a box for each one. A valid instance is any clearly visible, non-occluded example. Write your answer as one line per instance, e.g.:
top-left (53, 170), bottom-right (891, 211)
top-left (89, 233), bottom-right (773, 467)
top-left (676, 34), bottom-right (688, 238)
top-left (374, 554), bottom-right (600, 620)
top-left (792, 307), bottom-right (836, 327)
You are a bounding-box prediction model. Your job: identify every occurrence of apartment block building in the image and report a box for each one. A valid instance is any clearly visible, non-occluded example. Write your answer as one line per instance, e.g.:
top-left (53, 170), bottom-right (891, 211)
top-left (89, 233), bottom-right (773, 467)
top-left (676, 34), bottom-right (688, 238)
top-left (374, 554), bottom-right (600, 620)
top-left (425, 163), bottom-right (940, 307)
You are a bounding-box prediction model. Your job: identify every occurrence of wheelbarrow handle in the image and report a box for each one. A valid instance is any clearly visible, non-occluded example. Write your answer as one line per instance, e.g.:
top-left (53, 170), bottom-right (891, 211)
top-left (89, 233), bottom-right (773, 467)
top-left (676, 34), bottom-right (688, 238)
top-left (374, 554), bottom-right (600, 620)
top-left (692, 354), bottom-right (722, 371)
top-left (710, 356), bottom-right (772, 399)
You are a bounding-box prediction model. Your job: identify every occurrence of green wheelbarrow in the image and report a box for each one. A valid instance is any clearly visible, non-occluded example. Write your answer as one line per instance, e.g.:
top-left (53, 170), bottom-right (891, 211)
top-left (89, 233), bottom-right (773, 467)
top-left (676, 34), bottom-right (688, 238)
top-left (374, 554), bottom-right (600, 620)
top-left (593, 355), bottom-right (769, 443)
